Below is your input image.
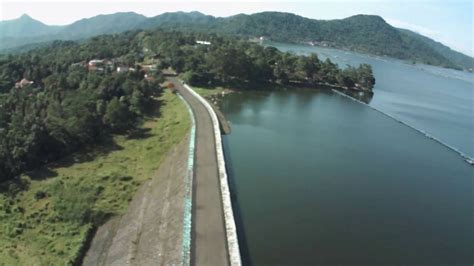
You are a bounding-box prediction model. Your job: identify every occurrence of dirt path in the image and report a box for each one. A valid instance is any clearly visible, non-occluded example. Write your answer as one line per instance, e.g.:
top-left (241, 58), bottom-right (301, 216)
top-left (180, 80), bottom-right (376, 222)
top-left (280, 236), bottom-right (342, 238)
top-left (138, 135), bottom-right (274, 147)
top-left (167, 76), bottom-right (230, 266)
top-left (83, 136), bottom-right (189, 265)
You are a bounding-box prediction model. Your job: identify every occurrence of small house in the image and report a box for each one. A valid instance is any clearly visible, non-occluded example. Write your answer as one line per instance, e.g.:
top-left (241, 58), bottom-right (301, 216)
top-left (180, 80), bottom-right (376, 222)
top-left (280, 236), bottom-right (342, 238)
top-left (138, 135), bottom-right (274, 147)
top-left (88, 59), bottom-right (104, 66)
top-left (15, 78), bottom-right (34, 88)
top-left (117, 66), bottom-right (130, 73)
top-left (196, 40), bottom-right (211, 45)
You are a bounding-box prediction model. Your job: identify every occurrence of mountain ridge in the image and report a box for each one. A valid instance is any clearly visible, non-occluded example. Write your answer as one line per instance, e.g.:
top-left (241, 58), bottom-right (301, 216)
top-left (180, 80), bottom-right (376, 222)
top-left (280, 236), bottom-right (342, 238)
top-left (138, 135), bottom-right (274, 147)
top-left (0, 13), bottom-right (64, 38)
top-left (0, 11), bottom-right (472, 70)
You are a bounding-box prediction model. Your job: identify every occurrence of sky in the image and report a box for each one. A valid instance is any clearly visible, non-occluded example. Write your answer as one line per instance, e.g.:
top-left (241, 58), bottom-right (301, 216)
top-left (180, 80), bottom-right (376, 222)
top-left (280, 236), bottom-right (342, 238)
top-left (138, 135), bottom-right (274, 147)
top-left (0, 0), bottom-right (472, 56)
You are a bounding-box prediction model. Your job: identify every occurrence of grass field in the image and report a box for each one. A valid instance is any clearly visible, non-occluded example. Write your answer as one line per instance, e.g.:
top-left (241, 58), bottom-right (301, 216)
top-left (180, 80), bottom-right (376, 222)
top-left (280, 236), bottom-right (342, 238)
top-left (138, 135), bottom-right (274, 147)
top-left (0, 90), bottom-right (190, 265)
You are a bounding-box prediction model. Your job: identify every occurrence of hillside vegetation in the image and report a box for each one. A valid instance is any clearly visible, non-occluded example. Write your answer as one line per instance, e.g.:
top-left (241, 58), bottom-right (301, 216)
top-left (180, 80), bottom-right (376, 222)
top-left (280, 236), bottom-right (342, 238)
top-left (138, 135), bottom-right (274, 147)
top-left (0, 32), bottom-right (165, 181)
top-left (0, 29), bottom-right (375, 182)
top-left (0, 90), bottom-right (190, 264)
top-left (0, 30), bottom-right (196, 264)
top-left (1, 11), bottom-right (472, 70)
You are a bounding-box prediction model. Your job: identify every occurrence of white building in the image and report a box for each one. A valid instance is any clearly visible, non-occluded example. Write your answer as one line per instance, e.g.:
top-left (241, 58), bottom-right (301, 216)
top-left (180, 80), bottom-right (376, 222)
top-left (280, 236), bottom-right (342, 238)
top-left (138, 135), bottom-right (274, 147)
top-left (196, 40), bottom-right (211, 45)
top-left (88, 59), bottom-right (104, 66)
top-left (117, 66), bottom-right (130, 73)
top-left (15, 78), bottom-right (34, 89)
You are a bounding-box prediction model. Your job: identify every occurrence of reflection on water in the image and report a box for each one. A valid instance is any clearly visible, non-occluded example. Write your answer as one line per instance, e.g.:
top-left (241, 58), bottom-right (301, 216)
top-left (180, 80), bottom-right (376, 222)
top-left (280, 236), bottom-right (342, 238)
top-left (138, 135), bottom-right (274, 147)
top-left (220, 90), bottom-right (473, 265)
top-left (269, 42), bottom-right (474, 159)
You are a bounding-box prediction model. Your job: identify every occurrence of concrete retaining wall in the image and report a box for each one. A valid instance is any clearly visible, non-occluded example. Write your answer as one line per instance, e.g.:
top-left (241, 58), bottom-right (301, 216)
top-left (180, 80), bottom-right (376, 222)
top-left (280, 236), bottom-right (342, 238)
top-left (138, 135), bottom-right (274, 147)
top-left (184, 84), bottom-right (242, 266)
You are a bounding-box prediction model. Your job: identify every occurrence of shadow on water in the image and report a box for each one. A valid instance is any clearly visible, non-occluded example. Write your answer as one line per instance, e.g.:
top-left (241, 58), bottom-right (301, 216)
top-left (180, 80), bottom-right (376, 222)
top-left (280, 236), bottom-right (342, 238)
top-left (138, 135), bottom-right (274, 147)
top-left (222, 136), bottom-right (253, 266)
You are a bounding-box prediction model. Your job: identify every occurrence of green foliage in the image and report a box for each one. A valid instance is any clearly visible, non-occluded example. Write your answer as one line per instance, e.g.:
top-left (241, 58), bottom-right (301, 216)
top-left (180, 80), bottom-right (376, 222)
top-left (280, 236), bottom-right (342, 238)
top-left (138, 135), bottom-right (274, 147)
top-left (137, 30), bottom-right (375, 91)
top-left (0, 91), bottom-right (190, 264)
top-left (50, 182), bottom-right (97, 224)
top-left (398, 28), bottom-right (473, 70)
top-left (0, 28), bottom-right (375, 183)
top-left (0, 31), bottom-right (162, 182)
top-left (2, 11), bottom-right (471, 70)
top-left (34, 190), bottom-right (47, 200)
top-left (103, 97), bottom-right (135, 132)
top-left (208, 12), bottom-right (465, 69)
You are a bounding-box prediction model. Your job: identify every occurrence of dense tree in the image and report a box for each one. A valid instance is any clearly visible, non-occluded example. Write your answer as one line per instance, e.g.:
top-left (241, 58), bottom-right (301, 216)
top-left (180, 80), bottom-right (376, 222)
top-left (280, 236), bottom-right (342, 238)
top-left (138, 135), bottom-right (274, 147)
top-left (355, 64), bottom-right (376, 90)
top-left (0, 31), bottom-right (166, 182)
top-left (298, 54), bottom-right (321, 84)
top-left (103, 97), bottom-right (134, 132)
top-left (137, 30), bottom-right (375, 90)
top-left (0, 28), bottom-right (375, 183)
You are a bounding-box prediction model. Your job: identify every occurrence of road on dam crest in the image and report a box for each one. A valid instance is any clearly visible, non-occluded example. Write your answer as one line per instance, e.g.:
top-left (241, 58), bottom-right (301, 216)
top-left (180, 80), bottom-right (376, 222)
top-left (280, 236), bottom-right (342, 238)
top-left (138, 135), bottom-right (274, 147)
top-left (167, 76), bottom-right (230, 266)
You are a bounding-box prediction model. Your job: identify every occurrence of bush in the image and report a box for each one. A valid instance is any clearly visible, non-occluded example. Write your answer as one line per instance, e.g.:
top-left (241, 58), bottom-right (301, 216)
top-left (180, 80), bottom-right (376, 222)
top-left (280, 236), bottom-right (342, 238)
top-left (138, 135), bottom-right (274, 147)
top-left (34, 190), bottom-right (47, 200)
top-left (51, 182), bottom-right (97, 224)
top-left (103, 97), bottom-right (135, 133)
top-left (119, 176), bottom-right (133, 181)
top-left (181, 70), bottom-right (213, 86)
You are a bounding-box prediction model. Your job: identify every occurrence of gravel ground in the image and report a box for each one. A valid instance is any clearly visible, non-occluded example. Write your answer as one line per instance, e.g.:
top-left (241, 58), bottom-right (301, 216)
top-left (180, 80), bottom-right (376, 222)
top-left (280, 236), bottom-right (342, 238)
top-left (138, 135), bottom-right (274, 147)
top-left (83, 136), bottom-right (189, 266)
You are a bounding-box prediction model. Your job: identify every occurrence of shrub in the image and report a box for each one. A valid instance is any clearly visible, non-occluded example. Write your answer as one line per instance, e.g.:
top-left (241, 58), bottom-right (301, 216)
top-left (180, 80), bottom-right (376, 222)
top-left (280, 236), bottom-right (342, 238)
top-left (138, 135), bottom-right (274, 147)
top-left (34, 190), bottom-right (47, 200)
top-left (51, 182), bottom-right (97, 224)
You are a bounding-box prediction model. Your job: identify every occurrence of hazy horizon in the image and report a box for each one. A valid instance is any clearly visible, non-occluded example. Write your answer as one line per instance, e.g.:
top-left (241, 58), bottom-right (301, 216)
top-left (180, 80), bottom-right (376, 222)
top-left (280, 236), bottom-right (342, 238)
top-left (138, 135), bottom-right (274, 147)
top-left (0, 0), bottom-right (472, 57)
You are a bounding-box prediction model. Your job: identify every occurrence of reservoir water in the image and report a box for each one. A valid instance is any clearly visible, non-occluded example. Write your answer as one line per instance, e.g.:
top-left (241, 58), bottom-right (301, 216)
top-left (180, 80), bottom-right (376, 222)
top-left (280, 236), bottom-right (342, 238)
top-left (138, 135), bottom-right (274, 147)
top-left (269, 42), bottom-right (474, 161)
top-left (219, 45), bottom-right (473, 265)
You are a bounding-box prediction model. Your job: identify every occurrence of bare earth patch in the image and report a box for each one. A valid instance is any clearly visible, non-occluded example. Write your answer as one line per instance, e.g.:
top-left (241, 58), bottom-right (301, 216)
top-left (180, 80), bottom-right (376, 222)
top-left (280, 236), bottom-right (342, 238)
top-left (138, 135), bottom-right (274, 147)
top-left (83, 135), bottom-right (189, 265)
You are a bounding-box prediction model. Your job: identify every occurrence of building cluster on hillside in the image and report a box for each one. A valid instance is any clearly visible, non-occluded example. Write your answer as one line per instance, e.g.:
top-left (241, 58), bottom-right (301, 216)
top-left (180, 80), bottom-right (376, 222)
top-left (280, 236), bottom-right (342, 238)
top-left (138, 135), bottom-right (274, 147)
top-left (87, 59), bottom-right (137, 73)
top-left (68, 57), bottom-right (162, 82)
top-left (140, 64), bottom-right (159, 81)
top-left (69, 59), bottom-right (140, 74)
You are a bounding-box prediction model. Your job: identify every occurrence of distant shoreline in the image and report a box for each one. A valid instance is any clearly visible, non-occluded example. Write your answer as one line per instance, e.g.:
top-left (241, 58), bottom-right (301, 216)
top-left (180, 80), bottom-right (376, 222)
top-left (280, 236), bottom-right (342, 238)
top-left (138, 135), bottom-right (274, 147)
top-left (265, 41), bottom-right (472, 73)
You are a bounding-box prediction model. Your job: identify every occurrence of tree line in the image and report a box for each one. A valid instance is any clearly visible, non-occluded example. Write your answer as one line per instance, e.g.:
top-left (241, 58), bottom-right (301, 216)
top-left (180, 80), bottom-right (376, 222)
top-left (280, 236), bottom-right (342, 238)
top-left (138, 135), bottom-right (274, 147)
top-left (138, 30), bottom-right (375, 90)
top-left (0, 32), bottom-right (163, 181)
top-left (0, 29), bottom-right (375, 182)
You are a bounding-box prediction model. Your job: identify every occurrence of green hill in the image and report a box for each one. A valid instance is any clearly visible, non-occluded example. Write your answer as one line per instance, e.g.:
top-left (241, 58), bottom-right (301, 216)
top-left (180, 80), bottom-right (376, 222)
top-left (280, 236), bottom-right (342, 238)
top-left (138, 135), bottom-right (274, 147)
top-left (0, 14), bottom-right (64, 38)
top-left (1, 11), bottom-right (472, 70)
top-left (398, 28), bottom-right (474, 69)
top-left (210, 13), bottom-right (463, 69)
top-left (56, 12), bottom-right (147, 39)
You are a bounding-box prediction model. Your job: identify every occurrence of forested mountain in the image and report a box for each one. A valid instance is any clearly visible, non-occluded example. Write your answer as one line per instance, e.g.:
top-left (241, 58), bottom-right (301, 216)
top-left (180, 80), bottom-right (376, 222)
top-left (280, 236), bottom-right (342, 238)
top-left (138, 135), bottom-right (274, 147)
top-left (398, 28), bottom-right (474, 69)
top-left (212, 13), bottom-right (472, 70)
top-left (1, 11), bottom-right (472, 70)
top-left (0, 12), bottom-right (147, 50)
top-left (57, 12), bottom-right (147, 39)
top-left (140, 11), bottom-right (215, 29)
top-left (0, 14), bottom-right (64, 38)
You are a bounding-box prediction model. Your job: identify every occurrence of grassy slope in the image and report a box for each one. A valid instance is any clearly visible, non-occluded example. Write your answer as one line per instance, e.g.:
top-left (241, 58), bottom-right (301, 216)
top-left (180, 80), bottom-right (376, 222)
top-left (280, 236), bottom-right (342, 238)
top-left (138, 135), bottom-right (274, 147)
top-left (0, 90), bottom-right (190, 265)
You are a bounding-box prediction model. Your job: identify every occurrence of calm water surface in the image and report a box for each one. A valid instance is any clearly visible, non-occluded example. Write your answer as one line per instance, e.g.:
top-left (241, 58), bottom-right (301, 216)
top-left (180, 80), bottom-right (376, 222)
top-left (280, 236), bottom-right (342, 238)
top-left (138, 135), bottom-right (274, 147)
top-left (269, 42), bottom-right (474, 160)
top-left (221, 89), bottom-right (473, 265)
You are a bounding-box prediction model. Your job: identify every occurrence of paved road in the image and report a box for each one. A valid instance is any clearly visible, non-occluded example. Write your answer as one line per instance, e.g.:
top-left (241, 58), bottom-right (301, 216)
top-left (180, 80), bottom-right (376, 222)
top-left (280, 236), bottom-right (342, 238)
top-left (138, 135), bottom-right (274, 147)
top-left (166, 76), bottom-right (229, 266)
